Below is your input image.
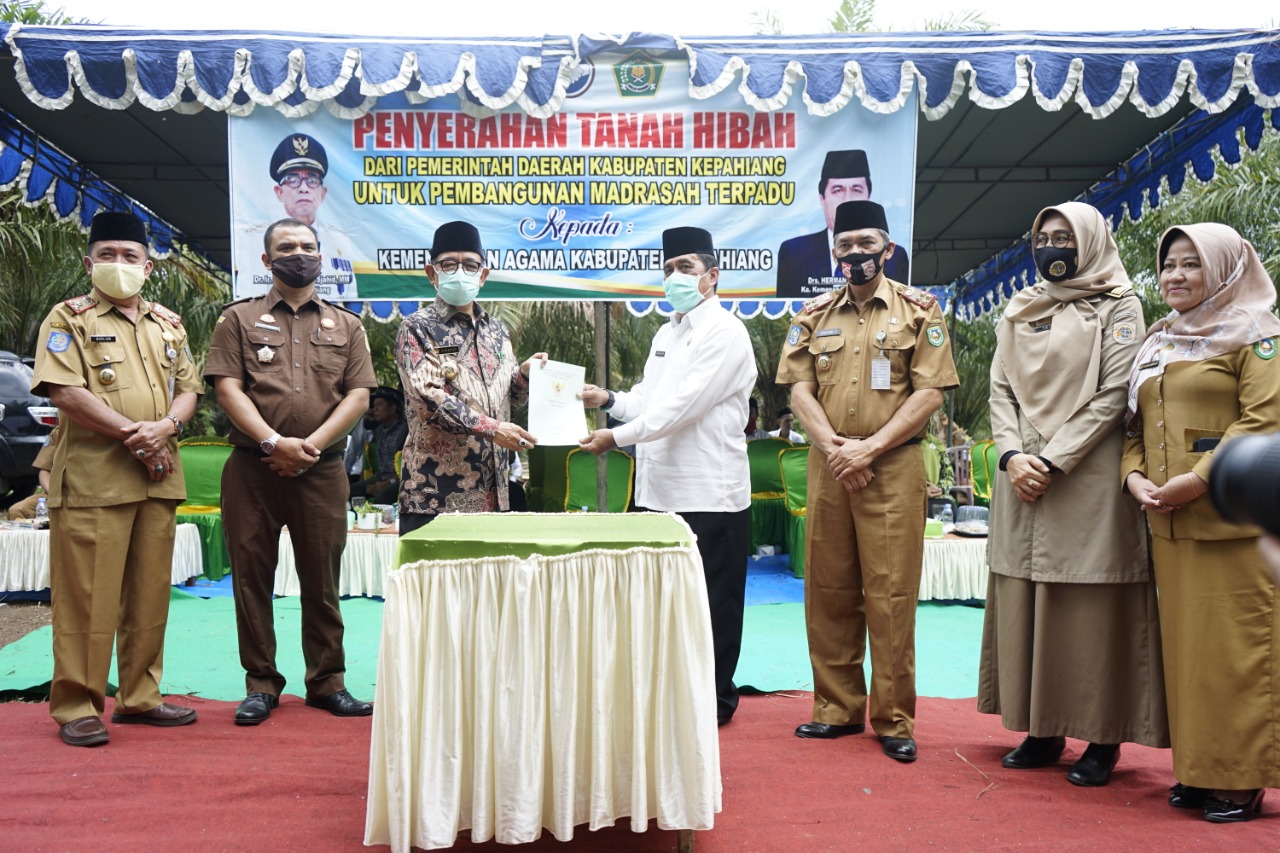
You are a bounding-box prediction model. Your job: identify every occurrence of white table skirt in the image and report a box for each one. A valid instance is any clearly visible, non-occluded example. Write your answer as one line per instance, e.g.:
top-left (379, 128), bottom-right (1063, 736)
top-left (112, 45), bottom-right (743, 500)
top-left (364, 545), bottom-right (722, 851)
top-left (0, 522), bottom-right (204, 591)
top-left (920, 536), bottom-right (989, 600)
top-left (273, 529), bottom-right (395, 598)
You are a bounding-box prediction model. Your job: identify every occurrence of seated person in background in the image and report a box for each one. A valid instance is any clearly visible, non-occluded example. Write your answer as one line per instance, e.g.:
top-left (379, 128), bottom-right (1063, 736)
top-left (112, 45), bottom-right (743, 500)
top-left (768, 407), bottom-right (807, 443)
top-left (745, 397), bottom-right (769, 440)
top-left (349, 386), bottom-right (407, 505)
top-left (7, 426), bottom-right (59, 520)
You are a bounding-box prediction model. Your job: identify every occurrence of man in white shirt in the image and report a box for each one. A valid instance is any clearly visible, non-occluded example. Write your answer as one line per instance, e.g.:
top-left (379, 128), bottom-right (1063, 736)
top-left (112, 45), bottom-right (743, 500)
top-left (580, 226), bottom-right (757, 727)
top-left (768, 406), bottom-right (807, 444)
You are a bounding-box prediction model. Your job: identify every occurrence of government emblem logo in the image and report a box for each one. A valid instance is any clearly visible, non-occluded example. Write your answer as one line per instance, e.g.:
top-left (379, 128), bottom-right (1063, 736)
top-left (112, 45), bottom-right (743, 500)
top-left (1254, 337), bottom-right (1277, 360)
top-left (926, 326), bottom-right (945, 347)
top-left (612, 52), bottom-right (664, 98)
top-left (566, 58), bottom-right (595, 99)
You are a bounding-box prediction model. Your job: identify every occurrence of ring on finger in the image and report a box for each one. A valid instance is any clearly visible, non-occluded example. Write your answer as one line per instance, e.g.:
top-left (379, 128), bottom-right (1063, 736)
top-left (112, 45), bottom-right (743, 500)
top-left (135, 448), bottom-right (148, 458)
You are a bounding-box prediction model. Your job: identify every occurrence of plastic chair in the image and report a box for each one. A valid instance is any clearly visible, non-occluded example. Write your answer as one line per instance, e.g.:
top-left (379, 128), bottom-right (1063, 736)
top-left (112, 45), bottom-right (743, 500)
top-left (778, 446), bottom-right (810, 578)
top-left (564, 448), bottom-right (634, 513)
top-left (945, 444), bottom-right (974, 505)
top-left (970, 439), bottom-right (998, 507)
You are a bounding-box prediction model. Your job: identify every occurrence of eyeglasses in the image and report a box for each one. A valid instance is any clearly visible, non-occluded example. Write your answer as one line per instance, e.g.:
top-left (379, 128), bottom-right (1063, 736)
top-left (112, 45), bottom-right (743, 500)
top-left (279, 172), bottom-right (323, 189)
top-left (1032, 230), bottom-right (1075, 249)
top-left (434, 259), bottom-right (483, 274)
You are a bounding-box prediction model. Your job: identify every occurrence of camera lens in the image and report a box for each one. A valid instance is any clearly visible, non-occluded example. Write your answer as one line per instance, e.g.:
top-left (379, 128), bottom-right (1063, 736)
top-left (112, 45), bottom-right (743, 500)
top-left (1208, 434), bottom-right (1280, 536)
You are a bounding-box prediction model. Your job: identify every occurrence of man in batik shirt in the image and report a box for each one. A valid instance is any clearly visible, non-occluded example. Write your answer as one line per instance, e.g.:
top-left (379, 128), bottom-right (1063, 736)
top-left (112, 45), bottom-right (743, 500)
top-left (394, 221), bottom-right (545, 535)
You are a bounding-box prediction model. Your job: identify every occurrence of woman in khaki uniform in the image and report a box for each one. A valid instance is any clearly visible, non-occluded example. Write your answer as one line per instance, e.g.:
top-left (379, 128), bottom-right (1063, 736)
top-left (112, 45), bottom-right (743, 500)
top-left (978, 203), bottom-right (1168, 787)
top-left (1124, 223), bottom-right (1280, 823)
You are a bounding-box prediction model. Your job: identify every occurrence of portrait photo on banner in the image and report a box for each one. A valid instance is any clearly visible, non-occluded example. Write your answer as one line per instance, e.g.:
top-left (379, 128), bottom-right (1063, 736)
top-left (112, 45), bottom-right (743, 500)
top-left (227, 50), bottom-right (917, 304)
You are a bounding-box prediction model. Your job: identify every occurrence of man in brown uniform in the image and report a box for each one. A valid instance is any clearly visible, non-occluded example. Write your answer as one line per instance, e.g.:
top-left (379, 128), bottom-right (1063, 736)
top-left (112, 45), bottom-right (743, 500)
top-left (777, 200), bottom-right (959, 763)
top-left (33, 210), bottom-right (202, 747)
top-left (205, 217), bottom-right (377, 725)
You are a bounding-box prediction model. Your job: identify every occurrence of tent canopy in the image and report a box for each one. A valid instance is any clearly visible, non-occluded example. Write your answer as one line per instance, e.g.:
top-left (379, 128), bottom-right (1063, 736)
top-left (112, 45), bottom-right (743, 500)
top-left (0, 25), bottom-right (1276, 316)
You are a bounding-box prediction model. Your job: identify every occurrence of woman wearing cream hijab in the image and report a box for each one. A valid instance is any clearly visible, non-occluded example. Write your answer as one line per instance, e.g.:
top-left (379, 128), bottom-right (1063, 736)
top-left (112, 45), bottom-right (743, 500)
top-left (1124, 223), bottom-right (1280, 822)
top-left (978, 202), bottom-right (1169, 787)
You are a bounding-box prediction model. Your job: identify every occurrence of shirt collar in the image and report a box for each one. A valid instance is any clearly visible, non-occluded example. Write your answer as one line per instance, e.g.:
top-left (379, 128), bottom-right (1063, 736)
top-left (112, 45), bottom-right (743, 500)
top-left (836, 277), bottom-right (892, 309)
top-left (678, 294), bottom-right (722, 328)
top-left (265, 285), bottom-right (323, 312)
top-left (433, 295), bottom-right (487, 324)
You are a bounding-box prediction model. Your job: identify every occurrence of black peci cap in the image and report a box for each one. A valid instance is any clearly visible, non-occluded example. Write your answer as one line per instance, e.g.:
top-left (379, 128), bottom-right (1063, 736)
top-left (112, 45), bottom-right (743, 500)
top-left (834, 200), bottom-right (890, 235)
top-left (430, 221), bottom-right (485, 259)
top-left (662, 226), bottom-right (716, 261)
top-left (87, 211), bottom-right (147, 247)
top-left (820, 149), bottom-right (870, 181)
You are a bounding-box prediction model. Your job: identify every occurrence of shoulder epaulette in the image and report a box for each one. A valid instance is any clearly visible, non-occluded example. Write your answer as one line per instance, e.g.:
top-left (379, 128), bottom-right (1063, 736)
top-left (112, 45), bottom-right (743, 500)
top-left (149, 301), bottom-right (183, 327)
top-left (62, 294), bottom-right (98, 315)
top-left (320, 298), bottom-right (361, 316)
top-left (220, 295), bottom-right (257, 311)
top-left (1106, 284), bottom-right (1134, 298)
top-left (801, 290), bottom-right (836, 315)
top-left (898, 285), bottom-right (937, 310)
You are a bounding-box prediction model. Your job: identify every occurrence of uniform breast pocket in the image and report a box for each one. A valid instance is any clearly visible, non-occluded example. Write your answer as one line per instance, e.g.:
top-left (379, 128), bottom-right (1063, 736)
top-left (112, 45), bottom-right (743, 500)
top-left (86, 346), bottom-right (132, 393)
top-left (245, 329), bottom-right (287, 373)
top-left (880, 341), bottom-right (915, 381)
top-left (808, 336), bottom-right (847, 386)
top-left (1185, 428), bottom-right (1224, 454)
top-left (310, 332), bottom-right (349, 374)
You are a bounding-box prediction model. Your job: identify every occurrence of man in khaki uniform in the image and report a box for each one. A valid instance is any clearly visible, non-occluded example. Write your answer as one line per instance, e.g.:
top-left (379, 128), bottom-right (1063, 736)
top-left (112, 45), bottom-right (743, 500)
top-left (206, 217), bottom-right (377, 726)
top-left (33, 211), bottom-right (202, 747)
top-left (777, 200), bottom-right (959, 762)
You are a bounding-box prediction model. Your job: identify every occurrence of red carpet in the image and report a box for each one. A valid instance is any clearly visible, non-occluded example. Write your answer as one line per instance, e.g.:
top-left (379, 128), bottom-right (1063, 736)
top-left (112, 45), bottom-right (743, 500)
top-left (2, 692), bottom-right (1274, 851)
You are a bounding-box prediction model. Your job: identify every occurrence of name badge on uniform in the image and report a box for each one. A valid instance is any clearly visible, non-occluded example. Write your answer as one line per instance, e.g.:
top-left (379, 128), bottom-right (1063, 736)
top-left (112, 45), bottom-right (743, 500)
top-left (815, 328), bottom-right (841, 338)
top-left (436, 345), bottom-right (460, 355)
top-left (871, 356), bottom-right (891, 390)
top-left (1032, 322), bottom-right (1052, 333)
top-left (656, 351), bottom-right (666, 357)
top-left (1137, 359), bottom-right (1160, 370)
top-left (254, 322), bottom-right (281, 332)
top-left (90, 335), bottom-right (116, 343)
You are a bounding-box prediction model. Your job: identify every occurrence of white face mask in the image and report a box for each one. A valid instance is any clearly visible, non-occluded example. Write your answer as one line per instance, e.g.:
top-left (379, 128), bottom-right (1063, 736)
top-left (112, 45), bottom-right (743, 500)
top-left (91, 262), bottom-right (148, 299)
top-left (663, 271), bottom-right (705, 313)
top-left (436, 268), bottom-right (482, 307)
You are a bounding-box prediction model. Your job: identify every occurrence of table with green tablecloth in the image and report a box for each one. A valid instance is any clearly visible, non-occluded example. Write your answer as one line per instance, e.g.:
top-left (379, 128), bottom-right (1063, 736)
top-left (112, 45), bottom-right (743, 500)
top-left (364, 512), bottom-right (721, 852)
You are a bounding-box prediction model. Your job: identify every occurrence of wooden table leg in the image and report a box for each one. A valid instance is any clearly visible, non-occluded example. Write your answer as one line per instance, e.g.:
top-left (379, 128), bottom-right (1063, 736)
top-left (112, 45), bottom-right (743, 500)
top-left (677, 828), bottom-right (695, 853)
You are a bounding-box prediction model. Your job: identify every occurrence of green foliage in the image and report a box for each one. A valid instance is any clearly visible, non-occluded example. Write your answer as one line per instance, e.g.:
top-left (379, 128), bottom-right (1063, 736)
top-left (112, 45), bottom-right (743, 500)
top-left (0, 0), bottom-right (80, 24)
top-left (945, 312), bottom-right (996, 440)
top-left (828, 0), bottom-right (875, 33)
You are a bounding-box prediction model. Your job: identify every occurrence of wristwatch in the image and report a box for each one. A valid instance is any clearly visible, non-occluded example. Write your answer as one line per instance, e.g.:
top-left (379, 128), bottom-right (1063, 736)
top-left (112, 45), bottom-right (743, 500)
top-left (260, 432), bottom-right (282, 456)
top-left (602, 389), bottom-right (616, 411)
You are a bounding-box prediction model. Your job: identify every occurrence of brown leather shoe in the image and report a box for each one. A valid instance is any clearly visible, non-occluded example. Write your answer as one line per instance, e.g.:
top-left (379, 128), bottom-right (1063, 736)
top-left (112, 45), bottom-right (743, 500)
top-left (111, 703), bottom-right (198, 727)
top-left (60, 716), bottom-right (109, 747)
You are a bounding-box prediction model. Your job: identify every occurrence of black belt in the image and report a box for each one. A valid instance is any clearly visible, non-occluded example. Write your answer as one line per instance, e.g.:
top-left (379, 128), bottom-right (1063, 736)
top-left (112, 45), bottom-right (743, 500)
top-left (237, 447), bottom-right (343, 462)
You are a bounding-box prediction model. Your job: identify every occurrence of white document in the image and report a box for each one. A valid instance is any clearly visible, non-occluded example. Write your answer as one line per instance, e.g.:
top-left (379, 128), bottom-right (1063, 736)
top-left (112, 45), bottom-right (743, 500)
top-left (528, 360), bottom-right (587, 446)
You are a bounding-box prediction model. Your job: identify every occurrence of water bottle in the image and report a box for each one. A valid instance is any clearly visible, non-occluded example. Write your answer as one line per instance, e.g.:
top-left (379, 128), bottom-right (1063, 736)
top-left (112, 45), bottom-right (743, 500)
top-left (939, 503), bottom-right (953, 525)
top-left (34, 496), bottom-right (49, 529)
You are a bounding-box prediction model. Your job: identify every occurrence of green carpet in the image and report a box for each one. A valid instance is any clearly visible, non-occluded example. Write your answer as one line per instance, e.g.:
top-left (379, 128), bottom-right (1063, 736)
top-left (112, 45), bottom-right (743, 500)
top-left (735, 601), bottom-right (984, 699)
top-left (0, 593), bottom-right (983, 701)
top-left (0, 589), bottom-right (382, 701)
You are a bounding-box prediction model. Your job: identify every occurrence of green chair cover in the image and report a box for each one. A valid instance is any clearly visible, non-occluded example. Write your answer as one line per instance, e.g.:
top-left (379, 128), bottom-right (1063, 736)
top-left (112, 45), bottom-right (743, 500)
top-left (564, 448), bottom-right (634, 513)
top-left (175, 510), bottom-right (231, 580)
top-left (525, 444), bottom-right (572, 512)
top-left (779, 446), bottom-right (810, 577)
top-left (970, 439), bottom-right (998, 507)
top-left (747, 437), bottom-right (791, 496)
top-left (178, 437), bottom-right (233, 509)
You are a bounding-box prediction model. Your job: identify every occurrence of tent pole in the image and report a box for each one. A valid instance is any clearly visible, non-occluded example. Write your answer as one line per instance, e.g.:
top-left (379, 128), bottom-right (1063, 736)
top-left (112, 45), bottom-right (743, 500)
top-left (945, 284), bottom-right (959, 448)
top-left (595, 302), bottom-right (609, 511)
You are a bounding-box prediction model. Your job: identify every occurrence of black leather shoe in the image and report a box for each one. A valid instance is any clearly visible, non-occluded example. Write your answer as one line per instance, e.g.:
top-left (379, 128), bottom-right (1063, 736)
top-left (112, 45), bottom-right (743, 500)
top-left (1169, 783), bottom-right (1212, 809)
top-left (234, 692), bottom-right (279, 726)
top-left (1066, 743), bottom-right (1120, 787)
top-left (305, 689), bottom-right (372, 717)
top-left (111, 703), bottom-right (198, 727)
top-left (718, 715), bottom-right (733, 728)
top-left (794, 721), bottom-right (866, 739)
top-left (60, 716), bottom-right (109, 747)
top-left (881, 736), bottom-right (918, 763)
top-left (1001, 735), bottom-right (1066, 769)
top-left (1203, 790), bottom-right (1265, 823)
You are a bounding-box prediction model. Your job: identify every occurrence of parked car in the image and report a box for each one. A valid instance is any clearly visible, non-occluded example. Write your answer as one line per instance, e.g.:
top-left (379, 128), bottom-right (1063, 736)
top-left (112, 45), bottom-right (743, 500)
top-left (0, 351), bottom-right (55, 504)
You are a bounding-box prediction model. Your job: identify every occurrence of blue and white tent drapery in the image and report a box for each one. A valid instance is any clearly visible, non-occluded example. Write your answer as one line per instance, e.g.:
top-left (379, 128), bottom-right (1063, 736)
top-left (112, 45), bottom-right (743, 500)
top-left (2, 25), bottom-right (1278, 318)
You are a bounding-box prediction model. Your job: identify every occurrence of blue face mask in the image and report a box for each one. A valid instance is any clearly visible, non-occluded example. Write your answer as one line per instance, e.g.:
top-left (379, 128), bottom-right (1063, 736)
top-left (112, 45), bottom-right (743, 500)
top-left (436, 269), bottom-right (482, 306)
top-left (663, 271), bottom-right (706, 313)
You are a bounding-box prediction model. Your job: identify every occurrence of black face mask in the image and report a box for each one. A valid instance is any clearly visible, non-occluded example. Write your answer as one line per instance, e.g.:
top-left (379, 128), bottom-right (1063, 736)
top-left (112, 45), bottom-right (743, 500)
top-left (1034, 246), bottom-right (1078, 282)
top-left (271, 253), bottom-right (323, 288)
top-left (837, 248), bottom-right (886, 285)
